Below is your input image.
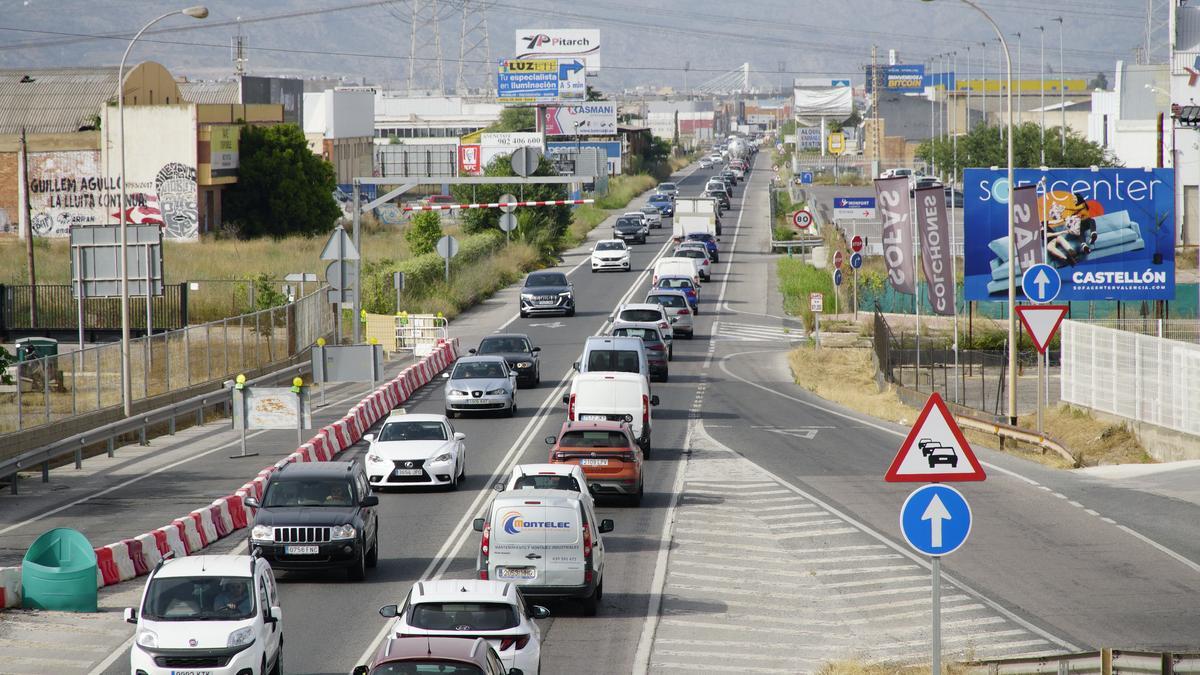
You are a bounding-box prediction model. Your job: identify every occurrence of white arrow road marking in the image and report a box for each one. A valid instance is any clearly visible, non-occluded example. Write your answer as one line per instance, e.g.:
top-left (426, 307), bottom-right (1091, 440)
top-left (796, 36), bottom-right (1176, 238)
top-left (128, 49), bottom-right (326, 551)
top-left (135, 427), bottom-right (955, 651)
top-left (751, 425), bottom-right (835, 440)
top-left (922, 494), bottom-right (952, 548)
top-left (527, 321), bottom-right (565, 328)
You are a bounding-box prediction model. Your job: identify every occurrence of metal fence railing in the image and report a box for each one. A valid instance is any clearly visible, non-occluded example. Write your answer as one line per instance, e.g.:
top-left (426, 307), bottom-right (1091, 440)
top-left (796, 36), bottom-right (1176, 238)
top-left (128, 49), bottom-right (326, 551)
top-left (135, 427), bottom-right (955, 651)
top-left (1, 283), bottom-right (188, 336)
top-left (1078, 318), bottom-right (1200, 345)
top-left (1060, 319), bottom-right (1200, 437)
top-left (968, 647), bottom-right (1200, 674)
top-left (0, 287), bottom-right (333, 435)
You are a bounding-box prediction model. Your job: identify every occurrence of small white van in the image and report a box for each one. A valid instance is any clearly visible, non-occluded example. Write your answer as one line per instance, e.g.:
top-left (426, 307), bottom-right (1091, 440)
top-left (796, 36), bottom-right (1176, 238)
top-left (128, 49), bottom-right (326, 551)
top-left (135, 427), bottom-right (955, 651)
top-left (574, 335), bottom-right (648, 383)
top-left (565, 371), bottom-right (660, 452)
top-left (473, 489), bottom-right (614, 615)
top-left (653, 257), bottom-right (700, 286)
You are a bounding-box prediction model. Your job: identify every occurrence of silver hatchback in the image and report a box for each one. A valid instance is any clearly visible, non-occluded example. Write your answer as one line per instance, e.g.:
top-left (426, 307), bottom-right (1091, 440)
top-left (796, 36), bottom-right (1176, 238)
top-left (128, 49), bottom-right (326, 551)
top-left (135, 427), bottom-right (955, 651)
top-left (442, 356), bottom-right (517, 418)
top-left (644, 289), bottom-right (695, 338)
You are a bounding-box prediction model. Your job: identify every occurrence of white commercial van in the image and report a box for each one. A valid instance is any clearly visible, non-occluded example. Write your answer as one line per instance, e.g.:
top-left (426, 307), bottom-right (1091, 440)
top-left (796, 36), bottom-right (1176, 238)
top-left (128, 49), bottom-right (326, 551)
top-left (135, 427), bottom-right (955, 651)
top-left (653, 257), bottom-right (700, 286)
top-left (672, 213), bottom-right (717, 243)
top-left (565, 371), bottom-right (660, 452)
top-left (473, 489), bottom-right (614, 615)
top-left (574, 335), bottom-right (649, 383)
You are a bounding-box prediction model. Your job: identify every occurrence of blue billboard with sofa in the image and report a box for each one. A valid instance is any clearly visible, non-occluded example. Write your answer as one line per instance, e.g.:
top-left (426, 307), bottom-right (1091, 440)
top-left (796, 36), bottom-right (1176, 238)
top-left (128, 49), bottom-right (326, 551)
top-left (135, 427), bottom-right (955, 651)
top-left (963, 167), bottom-right (1175, 301)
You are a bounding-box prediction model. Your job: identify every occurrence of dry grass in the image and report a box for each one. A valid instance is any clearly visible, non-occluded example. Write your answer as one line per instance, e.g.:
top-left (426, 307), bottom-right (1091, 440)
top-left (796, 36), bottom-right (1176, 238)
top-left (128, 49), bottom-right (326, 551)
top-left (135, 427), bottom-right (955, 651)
top-left (1018, 404), bottom-right (1153, 466)
top-left (817, 659), bottom-right (969, 675)
top-left (788, 345), bottom-right (915, 425)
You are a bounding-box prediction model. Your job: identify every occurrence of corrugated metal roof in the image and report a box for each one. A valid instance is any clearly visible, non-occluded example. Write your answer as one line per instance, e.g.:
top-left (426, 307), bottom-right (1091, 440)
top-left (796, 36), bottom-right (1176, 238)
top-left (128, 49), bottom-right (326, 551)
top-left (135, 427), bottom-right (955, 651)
top-left (1178, 6), bottom-right (1200, 54)
top-left (0, 66), bottom-right (118, 134)
top-left (177, 81), bottom-right (239, 105)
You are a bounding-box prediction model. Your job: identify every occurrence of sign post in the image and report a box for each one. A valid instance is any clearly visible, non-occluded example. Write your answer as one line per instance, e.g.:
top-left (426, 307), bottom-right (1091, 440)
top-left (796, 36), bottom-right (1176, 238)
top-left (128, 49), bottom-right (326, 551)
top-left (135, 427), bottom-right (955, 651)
top-left (809, 292), bottom-right (824, 348)
top-left (436, 235), bottom-right (460, 283)
top-left (320, 225), bottom-right (361, 345)
top-left (850, 250), bottom-right (863, 320)
top-left (1015, 305), bottom-right (1069, 434)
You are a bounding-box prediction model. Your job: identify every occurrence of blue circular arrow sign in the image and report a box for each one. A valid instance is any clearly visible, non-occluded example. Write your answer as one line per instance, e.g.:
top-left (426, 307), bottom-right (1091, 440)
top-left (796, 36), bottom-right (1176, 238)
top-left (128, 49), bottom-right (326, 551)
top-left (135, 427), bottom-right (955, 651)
top-left (850, 252), bottom-right (863, 269)
top-left (833, 269), bottom-right (843, 286)
top-left (899, 484), bottom-right (972, 556)
top-left (1021, 263), bottom-right (1062, 304)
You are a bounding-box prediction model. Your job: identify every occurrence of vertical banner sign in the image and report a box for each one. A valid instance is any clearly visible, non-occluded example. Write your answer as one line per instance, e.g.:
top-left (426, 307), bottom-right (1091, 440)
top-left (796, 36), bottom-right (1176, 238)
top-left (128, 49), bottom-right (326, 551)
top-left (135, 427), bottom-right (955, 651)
top-left (915, 186), bottom-right (955, 316)
top-left (1011, 185), bottom-right (1044, 274)
top-left (875, 177), bottom-right (916, 295)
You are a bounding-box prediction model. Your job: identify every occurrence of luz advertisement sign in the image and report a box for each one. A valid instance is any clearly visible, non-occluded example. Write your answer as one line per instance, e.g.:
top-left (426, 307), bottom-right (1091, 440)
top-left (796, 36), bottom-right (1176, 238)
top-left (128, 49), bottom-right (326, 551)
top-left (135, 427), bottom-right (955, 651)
top-left (963, 168), bottom-right (1175, 301)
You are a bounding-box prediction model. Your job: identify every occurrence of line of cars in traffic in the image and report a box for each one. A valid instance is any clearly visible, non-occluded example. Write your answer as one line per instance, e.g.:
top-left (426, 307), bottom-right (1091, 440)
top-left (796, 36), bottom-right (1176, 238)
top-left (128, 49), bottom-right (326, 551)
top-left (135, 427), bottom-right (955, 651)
top-left (120, 151), bottom-right (749, 675)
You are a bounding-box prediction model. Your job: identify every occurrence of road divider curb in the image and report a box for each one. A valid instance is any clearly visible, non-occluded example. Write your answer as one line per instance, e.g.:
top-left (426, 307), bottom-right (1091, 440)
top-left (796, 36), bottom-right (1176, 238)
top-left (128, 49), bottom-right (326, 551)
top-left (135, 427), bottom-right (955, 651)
top-left (0, 339), bottom-right (460, 610)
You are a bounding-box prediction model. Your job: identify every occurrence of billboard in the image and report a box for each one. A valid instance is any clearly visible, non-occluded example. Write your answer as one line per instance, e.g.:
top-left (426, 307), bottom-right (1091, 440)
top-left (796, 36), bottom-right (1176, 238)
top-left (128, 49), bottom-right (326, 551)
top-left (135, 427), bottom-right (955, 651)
top-left (865, 64), bottom-right (926, 93)
top-left (480, 132), bottom-right (544, 169)
top-left (459, 144), bottom-right (482, 175)
top-left (794, 87), bottom-right (853, 117)
top-left (516, 29), bottom-right (600, 72)
top-left (542, 103), bottom-right (617, 135)
top-left (496, 58), bottom-right (585, 103)
top-left (963, 168), bottom-right (1175, 301)
top-left (797, 127), bottom-right (822, 151)
top-left (547, 141), bottom-right (620, 175)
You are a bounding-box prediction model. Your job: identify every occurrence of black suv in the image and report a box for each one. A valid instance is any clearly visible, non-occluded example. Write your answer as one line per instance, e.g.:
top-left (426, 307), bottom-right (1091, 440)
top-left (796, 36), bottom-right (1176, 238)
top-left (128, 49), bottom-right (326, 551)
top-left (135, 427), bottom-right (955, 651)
top-left (470, 333), bottom-right (541, 387)
top-left (245, 461), bottom-right (380, 581)
top-left (613, 216), bottom-right (647, 244)
top-left (519, 271), bottom-right (575, 318)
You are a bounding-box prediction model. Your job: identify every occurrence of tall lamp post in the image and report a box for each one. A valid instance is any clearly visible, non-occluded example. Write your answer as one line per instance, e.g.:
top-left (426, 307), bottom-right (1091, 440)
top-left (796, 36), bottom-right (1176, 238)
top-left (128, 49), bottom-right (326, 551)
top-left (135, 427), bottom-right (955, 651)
top-left (117, 5), bottom-right (209, 417)
top-left (1053, 16), bottom-right (1065, 159)
top-left (1037, 25), bottom-right (1046, 165)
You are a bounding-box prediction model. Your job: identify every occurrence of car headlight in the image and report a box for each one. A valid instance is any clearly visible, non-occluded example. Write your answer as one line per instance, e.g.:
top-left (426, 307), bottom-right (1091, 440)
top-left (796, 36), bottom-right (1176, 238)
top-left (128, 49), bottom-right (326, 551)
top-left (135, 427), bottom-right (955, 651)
top-left (450, 389), bottom-right (469, 396)
top-left (367, 453), bottom-right (386, 464)
top-left (330, 524), bottom-right (357, 540)
top-left (515, 362), bottom-right (531, 369)
top-left (227, 626), bottom-right (256, 648)
top-left (486, 388), bottom-right (507, 395)
top-left (250, 525), bottom-right (274, 542)
top-left (431, 452), bottom-right (454, 463)
top-left (135, 628), bottom-right (158, 649)
top-left (558, 291), bottom-right (571, 297)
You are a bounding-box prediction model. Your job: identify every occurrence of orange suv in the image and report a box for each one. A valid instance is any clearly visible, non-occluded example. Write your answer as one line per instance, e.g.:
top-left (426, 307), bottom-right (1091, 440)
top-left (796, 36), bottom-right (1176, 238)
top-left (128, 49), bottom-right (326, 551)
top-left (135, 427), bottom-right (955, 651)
top-left (545, 421), bottom-right (644, 506)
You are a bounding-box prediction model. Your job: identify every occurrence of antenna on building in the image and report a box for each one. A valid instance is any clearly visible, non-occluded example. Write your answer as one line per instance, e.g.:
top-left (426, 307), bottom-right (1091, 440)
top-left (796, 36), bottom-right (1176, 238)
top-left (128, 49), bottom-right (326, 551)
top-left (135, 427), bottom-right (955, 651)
top-left (231, 17), bottom-right (247, 76)
top-left (455, 0), bottom-right (492, 96)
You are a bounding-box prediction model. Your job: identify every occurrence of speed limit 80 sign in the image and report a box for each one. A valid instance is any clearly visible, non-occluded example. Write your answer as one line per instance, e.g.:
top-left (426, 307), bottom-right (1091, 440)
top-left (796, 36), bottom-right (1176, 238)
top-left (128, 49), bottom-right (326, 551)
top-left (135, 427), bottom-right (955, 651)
top-left (792, 210), bottom-right (814, 230)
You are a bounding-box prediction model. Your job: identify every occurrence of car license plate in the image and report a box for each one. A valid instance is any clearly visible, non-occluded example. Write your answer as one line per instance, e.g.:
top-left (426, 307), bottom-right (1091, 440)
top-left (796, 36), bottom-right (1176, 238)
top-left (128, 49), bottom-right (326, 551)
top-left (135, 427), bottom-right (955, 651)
top-left (496, 566), bottom-right (537, 580)
top-left (537, 300), bottom-right (557, 306)
top-left (579, 414), bottom-right (607, 421)
top-left (580, 458), bottom-right (609, 466)
top-left (170, 671), bottom-right (213, 675)
top-left (285, 545), bottom-right (319, 555)
top-left (393, 469), bottom-right (423, 476)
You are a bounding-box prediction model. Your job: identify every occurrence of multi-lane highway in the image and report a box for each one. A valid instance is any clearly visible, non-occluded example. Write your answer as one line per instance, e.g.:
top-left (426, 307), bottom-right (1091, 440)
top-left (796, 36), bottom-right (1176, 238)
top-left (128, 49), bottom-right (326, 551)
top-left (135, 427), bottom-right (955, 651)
top-left (3, 152), bottom-right (1200, 675)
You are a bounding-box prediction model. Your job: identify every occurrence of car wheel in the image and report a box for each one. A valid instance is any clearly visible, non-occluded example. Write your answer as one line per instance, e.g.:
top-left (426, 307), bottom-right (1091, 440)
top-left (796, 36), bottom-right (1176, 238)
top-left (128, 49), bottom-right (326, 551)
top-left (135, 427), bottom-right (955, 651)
top-left (582, 581), bottom-right (601, 616)
top-left (668, 345), bottom-right (674, 360)
top-left (348, 545), bottom-right (368, 581)
top-left (641, 436), bottom-right (652, 459)
top-left (534, 367), bottom-right (541, 386)
top-left (507, 398), bottom-right (516, 418)
top-left (448, 463), bottom-right (459, 491)
top-left (269, 637), bottom-right (283, 675)
top-left (366, 536), bottom-right (378, 568)
top-left (630, 481), bottom-right (644, 507)
top-left (591, 267), bottom-right (596, 273)
top-left (445, 409), bottom-right (457, 419)
top-left (566, 307), bottom-right (576, 317)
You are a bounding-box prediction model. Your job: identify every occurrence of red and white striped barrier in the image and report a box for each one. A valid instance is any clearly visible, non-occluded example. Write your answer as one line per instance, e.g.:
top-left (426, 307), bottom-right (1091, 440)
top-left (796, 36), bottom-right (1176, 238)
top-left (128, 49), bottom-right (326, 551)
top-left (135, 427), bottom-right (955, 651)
top-left (132, 533), bottom-right (162, 573)
top-left (403, 199), bottom-right (593, 212)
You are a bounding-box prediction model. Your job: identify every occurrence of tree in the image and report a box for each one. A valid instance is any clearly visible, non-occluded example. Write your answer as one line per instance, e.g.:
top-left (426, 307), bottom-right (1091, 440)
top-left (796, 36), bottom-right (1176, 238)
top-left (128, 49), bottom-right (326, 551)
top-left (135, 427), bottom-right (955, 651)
top-left (586, 85), bottom-right (603, 101)
top-left (843, 103), bottom-right (862, 129)
top-left (490, 107), bottom-right (535, 132)
top-left (916, 121), bottom-right (1118, 181)
top-left (405, 211), bottom-right (443, 255)
top-left (1088, 72), bottom-right (1109, 90)
top-left (450, 154), bottom-right (570, 254)
top-left (224, 124), bottom-right (340, 238)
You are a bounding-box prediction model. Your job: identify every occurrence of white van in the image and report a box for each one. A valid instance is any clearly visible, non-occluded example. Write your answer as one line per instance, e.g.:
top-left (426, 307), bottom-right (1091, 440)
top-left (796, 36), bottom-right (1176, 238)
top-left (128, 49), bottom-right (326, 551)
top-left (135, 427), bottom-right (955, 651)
top-left (126, 554), bottom-right (283, 675)
top-left (565, 371), bottom-right (660, 452)
top-left (653, 257), bottom-right (700, 286)
top-left (574, 335), bottom-right (649, 382)
top-left (473, 489), bottom-right (614, 615)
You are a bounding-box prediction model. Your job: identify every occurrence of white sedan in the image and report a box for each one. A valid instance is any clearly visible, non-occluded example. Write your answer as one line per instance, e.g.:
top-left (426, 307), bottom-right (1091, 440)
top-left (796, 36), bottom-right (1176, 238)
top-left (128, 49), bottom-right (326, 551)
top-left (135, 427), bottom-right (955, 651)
top-left (363, 411), bottom-right (467, 490)
top-left (591, 239), bottom-right (631, 272)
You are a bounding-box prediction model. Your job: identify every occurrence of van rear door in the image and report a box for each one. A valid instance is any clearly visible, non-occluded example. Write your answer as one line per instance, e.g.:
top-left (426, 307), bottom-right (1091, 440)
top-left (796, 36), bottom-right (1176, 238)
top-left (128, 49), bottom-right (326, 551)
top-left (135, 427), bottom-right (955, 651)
top-left (488, 502), bottom-right (547, 586)
top-left (540, 502), bottom-right (585, 587)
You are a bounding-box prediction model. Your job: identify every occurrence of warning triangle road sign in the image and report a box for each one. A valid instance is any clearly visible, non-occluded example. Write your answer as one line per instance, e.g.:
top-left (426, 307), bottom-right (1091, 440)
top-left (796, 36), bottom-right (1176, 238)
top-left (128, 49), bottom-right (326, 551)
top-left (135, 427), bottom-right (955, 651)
top-left (884, 392), bottom-right (986, 482)
top-left (1015, 305), bottom-right (1068, 354)
top-left (320, 226), bottom-right (360, 262)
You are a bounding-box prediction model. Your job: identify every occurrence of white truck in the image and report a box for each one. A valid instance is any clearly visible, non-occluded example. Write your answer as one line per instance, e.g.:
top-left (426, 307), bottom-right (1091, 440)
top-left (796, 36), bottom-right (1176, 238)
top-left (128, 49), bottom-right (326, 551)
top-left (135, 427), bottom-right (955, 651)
top-left (672, 213), bottom-right (717, 243)
top-left (675, 197), bottom-right (722, 235)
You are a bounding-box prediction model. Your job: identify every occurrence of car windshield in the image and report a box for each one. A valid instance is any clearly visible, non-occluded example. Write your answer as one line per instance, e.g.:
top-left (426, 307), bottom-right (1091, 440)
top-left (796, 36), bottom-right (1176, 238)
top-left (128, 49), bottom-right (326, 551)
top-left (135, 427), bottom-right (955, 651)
top-left (452, 362), bottom-right (506, 379)
top-left (647, 294), bottom-right (686, 308)
top-left (586, 349), bottom-right (641, 373)
top-left (370, 664), bottom-right (485, 675)
top-left (613, 327), bottom-right (661, 344)
top-left (513, 474), bottom-right (581, 491)
top-left (141, 575), bottom-right (255, 621)
top-left (478, 337), bottom-right (530, 354)
top-left (596, 241), bottom-right (625, 251)
top-left (675, 249), bottom-right (704, 259)
top-left (659, 183), bottom-right (676, 191)
top-left (615, 218), bottom-right (640, 229)
top-left (640, 207), bottom-right (659, 215)
top-left (408, 602), bottom-right (519, 632)
top-left (620, 309), bottom-right (662, 322)
top-left (559, 430), bottom-right (631, 448)
top-left (378, 421), bottom-right (448, 442)
top-left (658, 278), bottom-right (694, 290)
top-left (263, 479), bottom-right (356, 508)
top-left (525, 273), bottom-right (567, 287)
top-left (686, 234), bottom-right (713, 242)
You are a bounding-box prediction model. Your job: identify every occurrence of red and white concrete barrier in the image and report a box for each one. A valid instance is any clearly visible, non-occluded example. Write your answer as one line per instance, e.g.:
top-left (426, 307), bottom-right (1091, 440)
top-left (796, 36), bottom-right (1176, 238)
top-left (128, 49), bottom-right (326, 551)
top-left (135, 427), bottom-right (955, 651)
top-left (402, 199), bottom-right (593, 212)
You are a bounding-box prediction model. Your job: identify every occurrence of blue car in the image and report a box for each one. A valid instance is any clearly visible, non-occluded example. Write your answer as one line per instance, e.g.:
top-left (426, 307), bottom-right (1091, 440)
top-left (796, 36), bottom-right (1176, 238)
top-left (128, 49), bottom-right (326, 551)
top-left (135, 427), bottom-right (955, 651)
top-left (685, 232), bottom-right (719, 263)
top-left (655, 275), bottom-right (699, 314)
top-left (648, 193), bottom-right (675, 217)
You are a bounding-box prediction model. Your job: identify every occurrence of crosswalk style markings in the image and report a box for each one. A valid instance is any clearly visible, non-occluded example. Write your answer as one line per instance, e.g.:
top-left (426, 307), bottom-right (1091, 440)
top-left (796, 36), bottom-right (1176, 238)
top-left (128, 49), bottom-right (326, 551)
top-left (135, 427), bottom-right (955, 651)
top-left (715, 321), bottom-right (804, 342)
top-left (646, 422), bottom-right (1069, 674)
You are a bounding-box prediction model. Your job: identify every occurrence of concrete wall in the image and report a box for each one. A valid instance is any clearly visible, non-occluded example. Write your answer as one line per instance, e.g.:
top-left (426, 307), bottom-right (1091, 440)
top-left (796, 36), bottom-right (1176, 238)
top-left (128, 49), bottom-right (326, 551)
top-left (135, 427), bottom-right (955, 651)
top-left (0, 152), bottom-right (16, 235)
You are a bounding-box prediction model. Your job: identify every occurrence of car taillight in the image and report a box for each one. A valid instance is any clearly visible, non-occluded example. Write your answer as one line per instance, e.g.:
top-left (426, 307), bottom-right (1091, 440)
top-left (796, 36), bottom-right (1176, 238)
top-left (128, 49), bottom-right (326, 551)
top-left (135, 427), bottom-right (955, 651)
top-left (647, 343), bottom-right (665, 352)
top-left (479, 521), bottom-right (491, 580)
top-left (642, 394), bottom-right (649, 429)
top-left (583, 521), bottom-right (593, 560)
top-left (499, 635), bottom-right (531, 651)
top-left (677, 308), bottom-right (691, 315)
top-left (568, 393), bottom-right (576, 420)
top-left (659, 321), bottom-right (669, 330)
top-left (553, 451), bottom-right (566, 461)
top-left (619, 451), bottom-right (637, 462)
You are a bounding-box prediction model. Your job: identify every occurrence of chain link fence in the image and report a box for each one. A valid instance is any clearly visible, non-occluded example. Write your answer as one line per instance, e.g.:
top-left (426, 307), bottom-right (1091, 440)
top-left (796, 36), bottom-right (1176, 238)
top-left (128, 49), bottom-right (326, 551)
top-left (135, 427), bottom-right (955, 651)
top-left (0, 288), bottom-right (333, 434)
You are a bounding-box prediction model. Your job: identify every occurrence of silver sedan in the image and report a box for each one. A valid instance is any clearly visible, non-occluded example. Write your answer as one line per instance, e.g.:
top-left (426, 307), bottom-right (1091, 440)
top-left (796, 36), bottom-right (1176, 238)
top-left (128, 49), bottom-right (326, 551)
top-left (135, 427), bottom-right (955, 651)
top-left (442, 355), bottom-right (518, 418)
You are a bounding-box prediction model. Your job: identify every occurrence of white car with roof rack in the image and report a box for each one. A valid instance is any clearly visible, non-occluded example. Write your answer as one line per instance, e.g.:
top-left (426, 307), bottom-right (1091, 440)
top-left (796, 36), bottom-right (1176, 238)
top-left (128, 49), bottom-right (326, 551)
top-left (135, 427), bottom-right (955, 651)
top-left (363, 410), bottom-right (467, 490)
top-left (378, 579), bottom-right (549, 675)
top-left (496, 463), bottom-right (594, 508)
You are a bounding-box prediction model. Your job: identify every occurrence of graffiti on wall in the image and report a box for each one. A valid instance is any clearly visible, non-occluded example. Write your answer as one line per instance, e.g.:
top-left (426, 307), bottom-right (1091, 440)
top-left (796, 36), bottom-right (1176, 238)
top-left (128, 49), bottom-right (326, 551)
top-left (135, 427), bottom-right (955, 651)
top-left (155, 162), bottom-right (198, 239)
top-left (27, 150), bottom-right (115, 236)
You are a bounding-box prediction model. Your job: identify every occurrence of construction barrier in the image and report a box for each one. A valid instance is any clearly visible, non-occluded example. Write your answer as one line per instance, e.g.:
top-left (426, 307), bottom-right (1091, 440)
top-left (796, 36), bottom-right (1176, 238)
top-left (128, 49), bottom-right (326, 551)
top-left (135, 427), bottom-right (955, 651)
top-left (0, 567), bottom-right (21, 608)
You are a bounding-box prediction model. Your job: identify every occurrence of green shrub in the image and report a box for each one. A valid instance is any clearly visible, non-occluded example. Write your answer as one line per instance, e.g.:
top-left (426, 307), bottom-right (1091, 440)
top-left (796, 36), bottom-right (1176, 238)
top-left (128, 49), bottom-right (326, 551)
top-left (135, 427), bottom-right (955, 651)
top-left (405, 211), bottom-right (443, 255)
top-left (778, 257), bottom-right (835, 332)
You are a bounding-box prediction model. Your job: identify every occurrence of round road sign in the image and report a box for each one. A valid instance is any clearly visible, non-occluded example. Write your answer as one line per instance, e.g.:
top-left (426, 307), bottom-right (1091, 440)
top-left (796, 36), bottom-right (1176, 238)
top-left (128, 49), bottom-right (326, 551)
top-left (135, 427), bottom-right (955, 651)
top-left (499, 194), bottom-right (518, 214)
top-left (833, 251), bottom-right (844, 269)
top-left (435, 235), bottom-right (460, 260)
top-left (851, 235), bottom-right (864, 252)
top-left (1021, 263), bottom-right (1062, 304)
top-left (850, 252), bottom-right (863, 270)
top-left (792, 210), bottom-right (813, 230)
top-left (499, 213), bottom-right (518, 232)
top-left (833, 269), bottom-right (844, 286)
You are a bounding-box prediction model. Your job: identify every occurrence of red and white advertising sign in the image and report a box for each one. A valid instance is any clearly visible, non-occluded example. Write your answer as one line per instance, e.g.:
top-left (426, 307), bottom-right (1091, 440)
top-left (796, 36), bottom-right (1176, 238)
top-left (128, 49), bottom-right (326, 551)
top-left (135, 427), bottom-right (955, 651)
top-left (543, 103), bottom-right (618, 136)
top-left (1015, 305), bottom-right (1069, 354)
top-left (458, 145), bottom-right (482, 175)
top-left (884, 392), bottom-right (986, 482)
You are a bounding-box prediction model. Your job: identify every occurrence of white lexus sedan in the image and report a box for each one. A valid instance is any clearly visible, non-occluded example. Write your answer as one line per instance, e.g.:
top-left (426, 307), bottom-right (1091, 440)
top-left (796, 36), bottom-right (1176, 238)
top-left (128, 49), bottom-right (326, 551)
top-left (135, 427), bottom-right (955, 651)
top-left (364, 411), bottom-right (467, 490)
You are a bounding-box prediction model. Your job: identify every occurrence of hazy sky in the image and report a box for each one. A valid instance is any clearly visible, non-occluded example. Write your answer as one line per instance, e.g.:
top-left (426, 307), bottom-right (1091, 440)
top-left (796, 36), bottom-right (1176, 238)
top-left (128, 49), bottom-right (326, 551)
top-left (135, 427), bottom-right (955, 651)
top-left (0, 0), bottom-right (1153, 92)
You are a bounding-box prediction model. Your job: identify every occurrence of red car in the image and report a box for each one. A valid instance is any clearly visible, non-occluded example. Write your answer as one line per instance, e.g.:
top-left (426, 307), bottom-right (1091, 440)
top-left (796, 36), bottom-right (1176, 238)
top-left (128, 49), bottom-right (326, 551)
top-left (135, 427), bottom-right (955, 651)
top-left (547, 420), bottom-right (645, 505)
top-left (354, 636), bottom-right (522, 675)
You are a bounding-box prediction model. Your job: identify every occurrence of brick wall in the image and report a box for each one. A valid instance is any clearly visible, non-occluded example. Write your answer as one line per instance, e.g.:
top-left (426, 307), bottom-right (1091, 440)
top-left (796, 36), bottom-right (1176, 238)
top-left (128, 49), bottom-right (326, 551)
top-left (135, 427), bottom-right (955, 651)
top-left (0, 152), bottom-right (18, 235)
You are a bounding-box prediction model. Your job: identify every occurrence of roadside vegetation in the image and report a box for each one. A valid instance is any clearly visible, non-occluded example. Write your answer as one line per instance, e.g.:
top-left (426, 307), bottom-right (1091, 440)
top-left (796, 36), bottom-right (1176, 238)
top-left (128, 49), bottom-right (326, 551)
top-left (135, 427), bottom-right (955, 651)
top-left (818, 660), bottom-right (967, 675)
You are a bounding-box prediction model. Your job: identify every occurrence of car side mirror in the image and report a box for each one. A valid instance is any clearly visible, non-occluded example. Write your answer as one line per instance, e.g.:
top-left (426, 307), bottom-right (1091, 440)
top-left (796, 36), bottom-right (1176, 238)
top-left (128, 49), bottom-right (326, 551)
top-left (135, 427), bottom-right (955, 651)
top-left (544, 435), bottom-right (556, 445)
top-left (379, 604), bottom-right (399, 618)
top-left (509, 669), bottom-right (525, 675)
top-left (531, 346), bottom-right (541, 353)
top-left (468, 348), bottom-right (477, 354)
top-left (361, 495), bottom-right (380, 508)
top-left (266, 605), bottom-right (282, 625)
top-left (572, 362), bottom-right (580, 372)
top-left (492, 481), bottom-right (505, 493)
top-left (530, 605), bottom-right (551, 620)
top-left (243, 497), bottom-right (260, 509)
top-left (123, 608), bottom-right (137, 624)
top-left (650, 395), bottom-right (660, 406)
top-left (562, 394), bottom-right (570, 405)
top-left (353, 667), bottom-right (370, 675)
top-left (363, 433), bottom-right (375, 443)
top-left (454, 432), bottom-right (466, 441)
top-left (441, 372), bottom-right (450, 379)
top-left (599, 519), bottom-right (615, 534)
top-left (473, 518), bottom-right (486, 532)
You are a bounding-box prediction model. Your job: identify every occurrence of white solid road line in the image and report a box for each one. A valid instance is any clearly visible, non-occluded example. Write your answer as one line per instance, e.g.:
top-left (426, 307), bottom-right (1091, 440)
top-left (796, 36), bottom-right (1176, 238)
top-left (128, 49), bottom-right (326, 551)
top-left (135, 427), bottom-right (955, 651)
top-left (353, 205), bottom-right (686, 671)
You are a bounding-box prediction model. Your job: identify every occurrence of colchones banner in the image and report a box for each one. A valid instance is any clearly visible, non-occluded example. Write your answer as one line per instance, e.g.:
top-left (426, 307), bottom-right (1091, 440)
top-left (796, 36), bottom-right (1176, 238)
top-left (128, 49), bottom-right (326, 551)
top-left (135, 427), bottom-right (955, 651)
top-left (914, 186), bottom-right (955, 316)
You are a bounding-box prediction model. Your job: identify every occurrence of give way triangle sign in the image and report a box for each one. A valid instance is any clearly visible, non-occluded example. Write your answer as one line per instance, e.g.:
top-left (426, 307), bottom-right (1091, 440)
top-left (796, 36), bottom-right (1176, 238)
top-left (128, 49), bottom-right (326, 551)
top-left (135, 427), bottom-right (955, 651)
top-left (884, 392), bottom-right (986, 482)
top-left (1015, 305), bottom-right (1068, 354)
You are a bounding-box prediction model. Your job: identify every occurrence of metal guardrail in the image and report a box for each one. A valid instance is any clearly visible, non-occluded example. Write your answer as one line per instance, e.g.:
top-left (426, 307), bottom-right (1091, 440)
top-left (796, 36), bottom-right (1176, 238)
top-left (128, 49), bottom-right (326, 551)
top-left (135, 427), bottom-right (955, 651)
top-left (954, 413), bottom-right (1075, 466)
top-left (770, 237), bottom-right (824, 252)
top-left (968, 648), bottom-right (1200, 674)
top-left (0, 361), bottom-right (309, 494)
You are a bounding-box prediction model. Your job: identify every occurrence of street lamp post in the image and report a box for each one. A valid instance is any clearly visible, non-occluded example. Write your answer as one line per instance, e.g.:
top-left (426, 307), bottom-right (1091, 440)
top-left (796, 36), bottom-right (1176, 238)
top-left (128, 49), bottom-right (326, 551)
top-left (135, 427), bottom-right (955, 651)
top-left (965, 45), bottom-right (971, 134)
top-left (1054, 16), bottom-right (1065, 159)
top-left (116, 5), bottom-right (208, 417)
top-left (1013, 31), bottom-right (1022, 127)
top-left (981, 41), bottom-right (990, 126)
top-left (1038, 25), bottom-right (1046, 165)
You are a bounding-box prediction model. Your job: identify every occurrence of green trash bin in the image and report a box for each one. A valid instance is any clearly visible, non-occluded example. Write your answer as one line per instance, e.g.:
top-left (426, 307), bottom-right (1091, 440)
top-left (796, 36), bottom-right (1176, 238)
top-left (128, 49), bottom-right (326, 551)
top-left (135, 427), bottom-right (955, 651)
top-left (14, 337), bottom-right (58, 362)
top-left (21, 528), bottom-right (98, 612)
